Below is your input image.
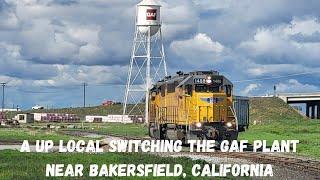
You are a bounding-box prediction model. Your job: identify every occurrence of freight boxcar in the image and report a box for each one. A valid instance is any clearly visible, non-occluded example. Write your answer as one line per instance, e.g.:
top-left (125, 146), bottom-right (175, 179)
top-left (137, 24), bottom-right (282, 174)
top-left (233, 96), bottom-right (249, 132)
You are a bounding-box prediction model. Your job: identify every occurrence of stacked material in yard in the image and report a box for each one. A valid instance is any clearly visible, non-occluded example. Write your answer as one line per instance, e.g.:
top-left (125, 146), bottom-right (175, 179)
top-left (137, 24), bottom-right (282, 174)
top-left (33, 113), bottom-right (80, 122)
top-left (107, 115), bottom-right (132, 123)
top-left (129, 115), bottom-right (144, 123)
top-left (85, 116), bottom-right (105, 123)
top-left (85, 115), bottom-right (139, 123)
top-left (0, 112), bottom-right (6, 120)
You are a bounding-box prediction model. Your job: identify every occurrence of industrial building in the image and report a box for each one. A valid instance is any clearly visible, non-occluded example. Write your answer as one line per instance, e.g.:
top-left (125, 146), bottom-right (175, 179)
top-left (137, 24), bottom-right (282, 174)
top-left (14, 113), bottom-right (34, 124)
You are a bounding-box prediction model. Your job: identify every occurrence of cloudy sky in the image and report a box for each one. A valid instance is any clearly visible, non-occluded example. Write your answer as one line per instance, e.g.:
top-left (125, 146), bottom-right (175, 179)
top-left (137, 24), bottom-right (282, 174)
top-left (0, 0), bottom-right (320, 109)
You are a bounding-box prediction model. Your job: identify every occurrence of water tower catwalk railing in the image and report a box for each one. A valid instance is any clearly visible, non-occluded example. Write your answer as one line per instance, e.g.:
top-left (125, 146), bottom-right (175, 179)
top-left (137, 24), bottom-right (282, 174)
top-left (123, 0), bottom-right (167, 124)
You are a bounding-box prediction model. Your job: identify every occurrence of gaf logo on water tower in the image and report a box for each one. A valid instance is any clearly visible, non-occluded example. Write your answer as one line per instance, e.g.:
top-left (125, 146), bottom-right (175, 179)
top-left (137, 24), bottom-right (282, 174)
top-left (146, 9), bottom-right (157, 20)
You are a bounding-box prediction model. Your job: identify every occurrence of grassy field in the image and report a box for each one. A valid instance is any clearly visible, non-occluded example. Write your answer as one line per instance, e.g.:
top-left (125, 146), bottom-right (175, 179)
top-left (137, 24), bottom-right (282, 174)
top-left (0, 122), bottom-right (147, 144)
top-left (239, 97), bottom-right (320, 159)
top-left (17, 122), bottom-right (148, 137)
top-left (5, 104), bottom-right (144, 119)
top-left (63, 123), bottom-right (149, 137)
top-left (0, 128), bottom-right (91, 144)
top-left (0, 150), bottom-right (220, 180)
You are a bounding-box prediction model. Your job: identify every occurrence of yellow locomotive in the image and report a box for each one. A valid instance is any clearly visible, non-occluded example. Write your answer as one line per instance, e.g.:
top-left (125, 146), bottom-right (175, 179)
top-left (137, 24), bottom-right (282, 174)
top-left (148, 71), bottom-right (239, 142)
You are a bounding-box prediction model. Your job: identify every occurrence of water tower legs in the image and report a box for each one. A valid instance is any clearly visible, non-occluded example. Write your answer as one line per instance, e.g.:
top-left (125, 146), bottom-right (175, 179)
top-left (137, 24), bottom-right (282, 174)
top-left (123, 26), bottom-right (167, 123)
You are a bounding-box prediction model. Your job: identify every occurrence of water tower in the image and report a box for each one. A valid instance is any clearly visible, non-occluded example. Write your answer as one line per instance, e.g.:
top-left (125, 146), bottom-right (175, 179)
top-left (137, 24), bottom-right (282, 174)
top-left (123, 0), bottom-right (167, 124)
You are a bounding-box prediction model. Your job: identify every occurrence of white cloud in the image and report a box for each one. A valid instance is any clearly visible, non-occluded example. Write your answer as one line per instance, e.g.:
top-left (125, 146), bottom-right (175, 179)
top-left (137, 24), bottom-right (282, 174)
top-left (247, 64), bottom-right (320, 77)
top-left (160, 0), bottom-right (199, 40)
top-left (0, 12), bottom-right (19, 30)
top-left (239, 17), bottom-right (320, 66)
top-left (0, 42), bottom-right (58, 79)
top-left (192, 0), bottom-right (233, 10)
top-left (18, 19), bottom-right (104, 65)
top-left (242, 83), bottom-right (261, 96)
top-left (170, 33), bottom-right (225, 65)
top-left (31, 64), bottom-right (127, 88)
top-left (276, 79), bottom-right (319, 93)
top-left (0, 1), bottom-right (20, 30)
top-left (0, 75), bottom-right (23, 86)
top-left (283, 17), bottom-right (320, 36)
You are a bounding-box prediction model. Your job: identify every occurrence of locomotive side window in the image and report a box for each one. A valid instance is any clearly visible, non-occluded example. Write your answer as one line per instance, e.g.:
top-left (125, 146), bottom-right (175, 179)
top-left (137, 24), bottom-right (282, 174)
top-left (151, 91), bottom-right (156, 101)
top-left (167, 82), bottom-right (175, 93)
top-left (225, 85), bottom-right (232, 97)
top-left (160, 85), bottom-right (166, 96)
top-left (185, 84), bottom-right (192, 96)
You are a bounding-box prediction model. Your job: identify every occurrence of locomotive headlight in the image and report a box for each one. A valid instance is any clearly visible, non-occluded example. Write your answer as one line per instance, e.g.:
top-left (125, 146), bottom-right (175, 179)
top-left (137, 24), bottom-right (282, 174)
top-left (196, 122), bottom-right (202, 128)
top-left (206, 79), bottom-right (212, 84)
top-left (226, 122), bottom-right (232, 128)
top-left (206, 76), bottom-right (212, 84)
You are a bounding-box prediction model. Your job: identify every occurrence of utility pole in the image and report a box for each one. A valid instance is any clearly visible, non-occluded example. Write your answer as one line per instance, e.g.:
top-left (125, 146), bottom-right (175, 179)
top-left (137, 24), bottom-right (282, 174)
top-left (1, 83), bottom-right (6, 112)
top-left (83, 82), bottom-right (88, 108)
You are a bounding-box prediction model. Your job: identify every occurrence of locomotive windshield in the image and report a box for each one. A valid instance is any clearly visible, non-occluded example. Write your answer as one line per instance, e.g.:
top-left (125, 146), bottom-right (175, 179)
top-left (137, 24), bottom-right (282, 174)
top-left (195, 85), bottom-right (220, 93)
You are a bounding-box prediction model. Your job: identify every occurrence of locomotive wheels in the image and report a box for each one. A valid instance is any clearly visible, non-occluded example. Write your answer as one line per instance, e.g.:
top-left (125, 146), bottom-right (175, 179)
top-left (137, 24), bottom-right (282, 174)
top-left (148, 124), bottom-right (155, 138)
top-left (148, 123), bottom-right (167, 140)
top-left (223, 130), bottom-right (239, 143)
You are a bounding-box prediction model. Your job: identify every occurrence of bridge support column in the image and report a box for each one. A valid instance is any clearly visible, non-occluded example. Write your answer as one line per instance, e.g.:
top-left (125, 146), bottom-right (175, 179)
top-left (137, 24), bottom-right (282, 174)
top-left (317, 103), bottom-right (320, 119)
top-left (306, 103), bottom-right (310, 118)
top-left (311, 104), bottom-right (315, 119)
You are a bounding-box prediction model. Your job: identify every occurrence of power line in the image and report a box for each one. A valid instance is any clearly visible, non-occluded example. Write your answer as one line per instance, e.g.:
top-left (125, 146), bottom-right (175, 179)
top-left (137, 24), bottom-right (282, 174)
top-left (33, 85), bottom-right (81, 89)
top-left (233, 71), bottom-right (316, 83)
top-left (90, 83), bottom-right (126, 87)
top-left (17, 90), bottom-right (61, 94)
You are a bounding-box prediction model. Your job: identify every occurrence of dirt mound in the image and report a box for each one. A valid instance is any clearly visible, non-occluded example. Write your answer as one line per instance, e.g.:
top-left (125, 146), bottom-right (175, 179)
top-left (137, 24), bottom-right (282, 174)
top-left (249, 97), bottom-right (305, 124)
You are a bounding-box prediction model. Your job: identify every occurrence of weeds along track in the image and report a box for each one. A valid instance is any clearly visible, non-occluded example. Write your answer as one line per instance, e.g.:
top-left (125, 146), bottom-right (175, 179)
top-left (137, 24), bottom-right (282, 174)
top-left (59, 130), bottom-right (150, 140)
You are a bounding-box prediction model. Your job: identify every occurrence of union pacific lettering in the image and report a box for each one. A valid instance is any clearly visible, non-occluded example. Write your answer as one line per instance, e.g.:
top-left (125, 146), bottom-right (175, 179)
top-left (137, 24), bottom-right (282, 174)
top-left (146, 9), bottom-right (157, 20)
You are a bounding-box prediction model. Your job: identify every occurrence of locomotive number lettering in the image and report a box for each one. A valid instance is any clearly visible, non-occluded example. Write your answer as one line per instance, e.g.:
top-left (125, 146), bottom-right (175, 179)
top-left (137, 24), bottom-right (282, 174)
top-left (212, 79), bottom-right (222, 84)
top-left (194, 78), bottom-right (206, 84)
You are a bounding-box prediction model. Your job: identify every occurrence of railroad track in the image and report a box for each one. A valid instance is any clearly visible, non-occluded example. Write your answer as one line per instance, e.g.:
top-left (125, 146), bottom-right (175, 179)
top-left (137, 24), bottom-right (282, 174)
top-left (195, 151), bottom-right (320, 176)
top-left (105, 135), bottom-right (320, 175)
top-left (58, 131), bottom-right (320, 175)
top-left (3, 128), bottom-right (318, 175)
top-left (59, 130), bottom-right (150, 140)
top-left (108, 135), bottom-right (320, 176)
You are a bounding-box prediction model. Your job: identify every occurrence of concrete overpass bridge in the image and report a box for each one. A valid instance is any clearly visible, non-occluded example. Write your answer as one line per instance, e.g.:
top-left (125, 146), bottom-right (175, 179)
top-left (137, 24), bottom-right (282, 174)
top-left (278, 92), bottom-right (320, 119)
